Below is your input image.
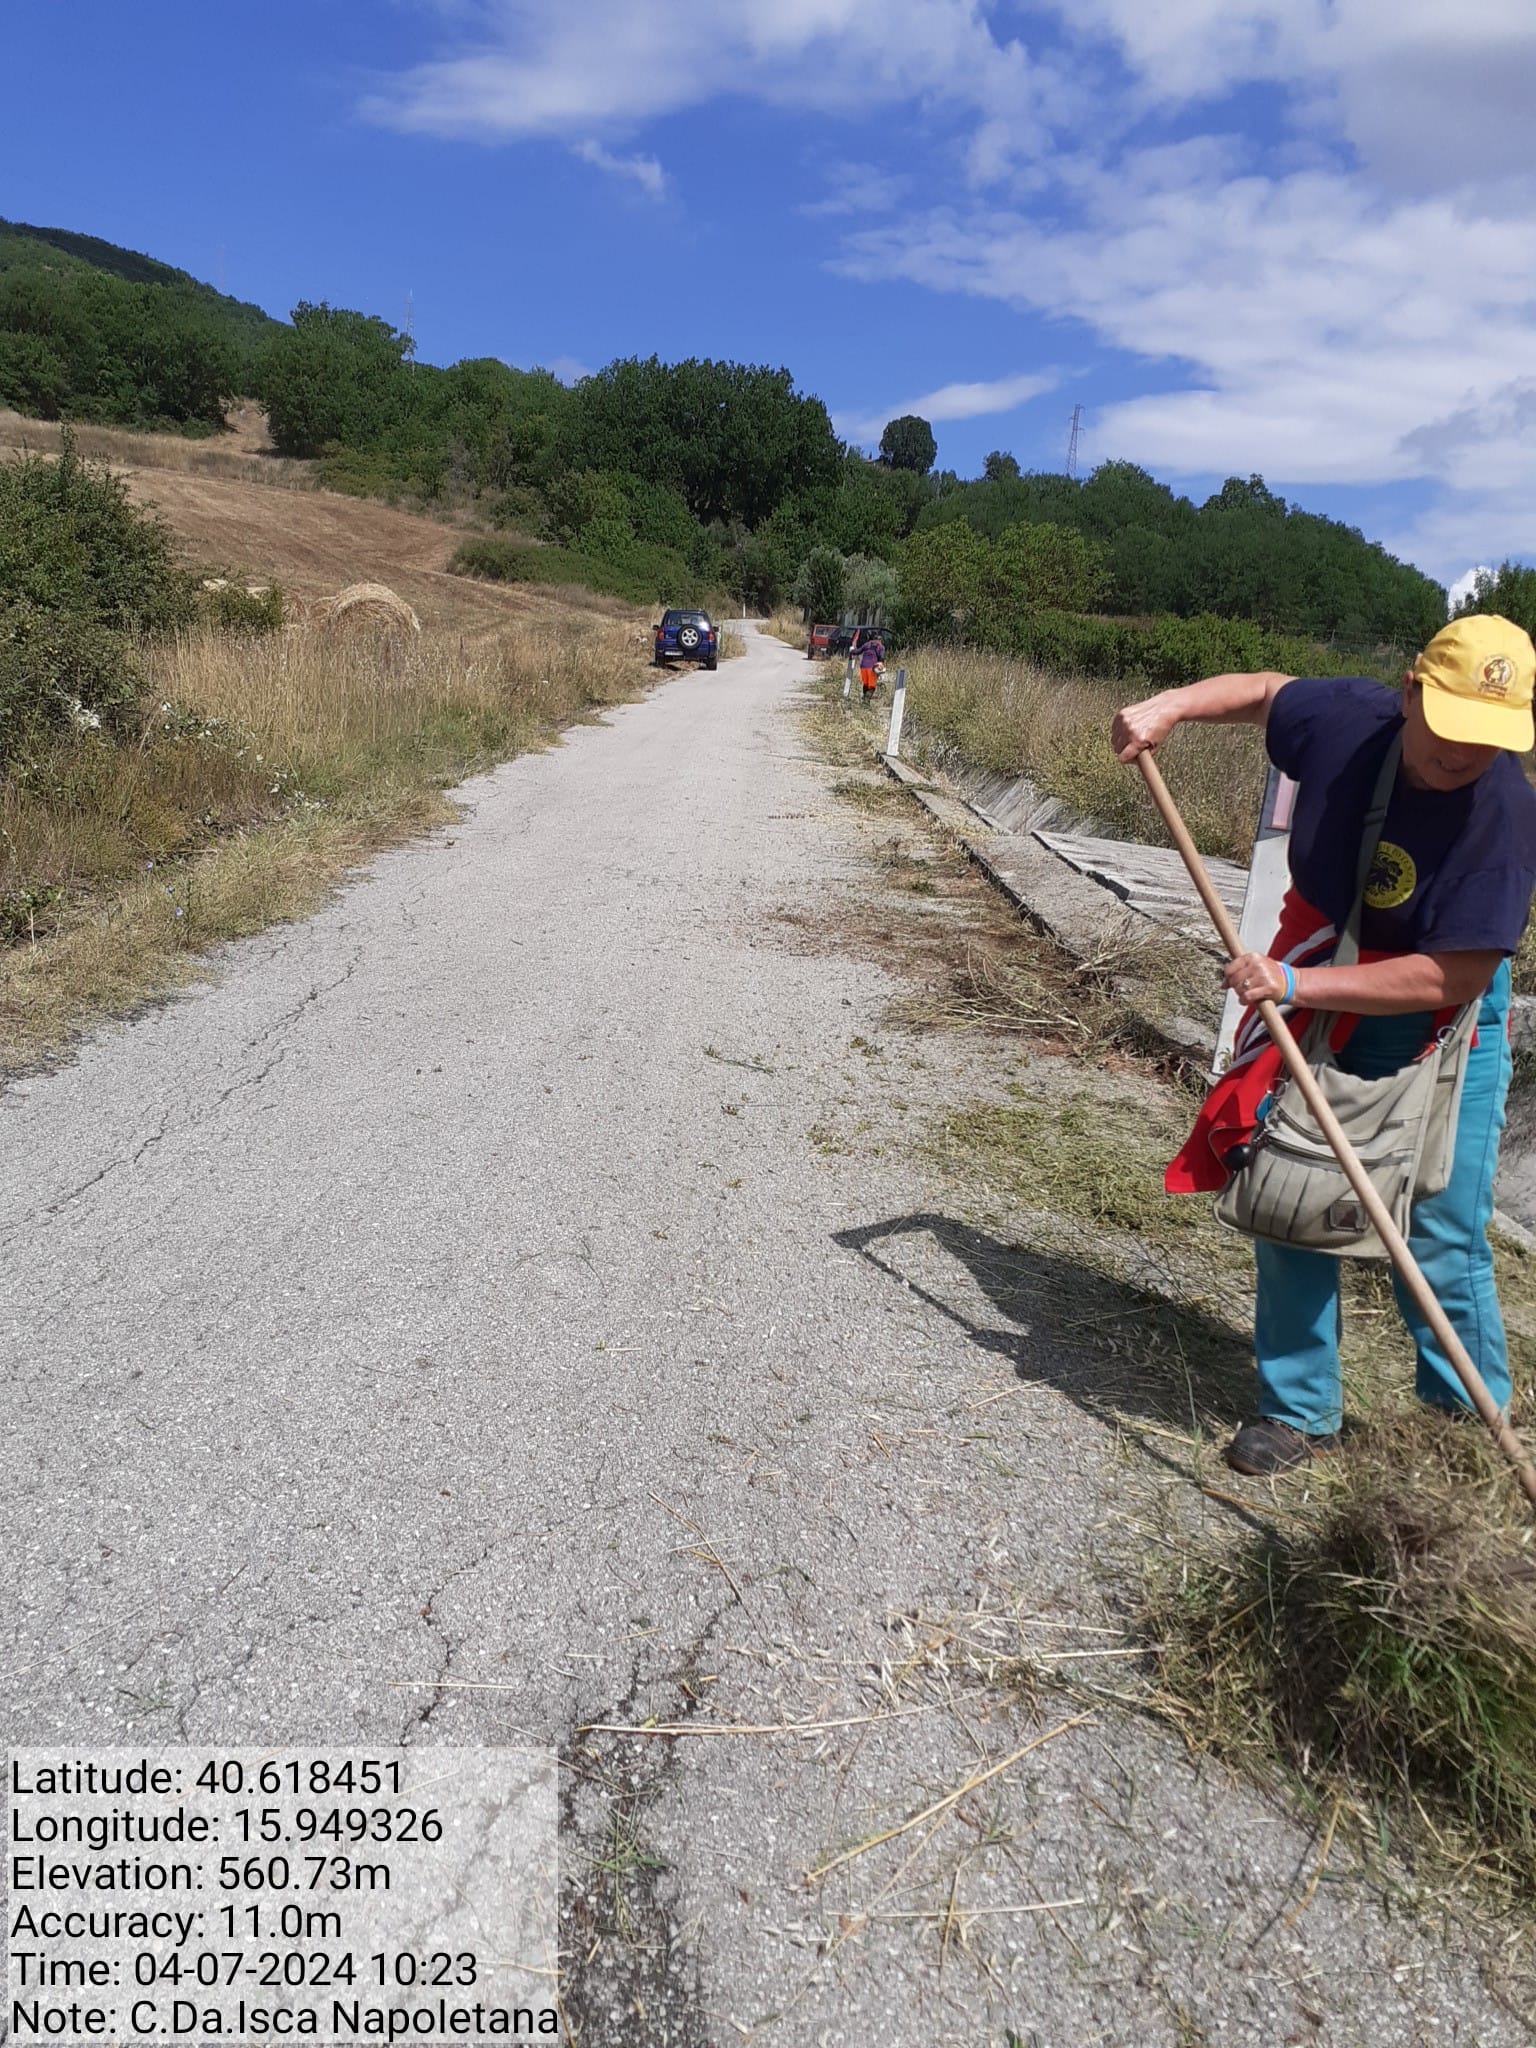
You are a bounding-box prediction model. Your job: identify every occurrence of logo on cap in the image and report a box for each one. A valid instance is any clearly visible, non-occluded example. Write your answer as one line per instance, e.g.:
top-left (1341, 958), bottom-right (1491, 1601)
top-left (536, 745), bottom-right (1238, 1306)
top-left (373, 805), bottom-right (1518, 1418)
top-left (1481, 655), bottom-right (1514, 698)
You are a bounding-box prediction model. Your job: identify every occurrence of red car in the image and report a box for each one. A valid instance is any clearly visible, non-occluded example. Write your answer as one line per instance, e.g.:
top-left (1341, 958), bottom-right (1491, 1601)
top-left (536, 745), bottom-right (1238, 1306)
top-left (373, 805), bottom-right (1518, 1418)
top-left (808, 622), bottom-right (854, 660)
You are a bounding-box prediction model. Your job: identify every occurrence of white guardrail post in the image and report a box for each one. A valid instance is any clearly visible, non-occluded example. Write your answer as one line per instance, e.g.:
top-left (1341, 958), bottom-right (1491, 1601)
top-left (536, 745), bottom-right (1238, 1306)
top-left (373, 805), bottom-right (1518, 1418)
top-left (842, 654), bottom-right (854, 701)
top-left (885, 666), bottom-right (908, 759)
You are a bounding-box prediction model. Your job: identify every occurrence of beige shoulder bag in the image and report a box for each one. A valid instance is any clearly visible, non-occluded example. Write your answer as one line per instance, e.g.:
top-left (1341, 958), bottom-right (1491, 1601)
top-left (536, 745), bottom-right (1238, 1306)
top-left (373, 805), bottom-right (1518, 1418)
top-left (1214, 734), bottom-right (1477, 1259)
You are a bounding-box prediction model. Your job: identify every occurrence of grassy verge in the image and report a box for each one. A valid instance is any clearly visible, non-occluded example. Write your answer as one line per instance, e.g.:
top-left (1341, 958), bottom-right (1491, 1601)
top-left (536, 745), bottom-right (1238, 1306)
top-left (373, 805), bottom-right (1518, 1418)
top-left (2, 608), bottom-right (650, 1068)
top-left (938, 996), bottom-right (1536, 1969)
top-left (902, 642), bottom-right (1268, 862)
top-left (761, 608), bottom-right (808, 650)
top-left (934, 922), bottom-right (1536, 1945)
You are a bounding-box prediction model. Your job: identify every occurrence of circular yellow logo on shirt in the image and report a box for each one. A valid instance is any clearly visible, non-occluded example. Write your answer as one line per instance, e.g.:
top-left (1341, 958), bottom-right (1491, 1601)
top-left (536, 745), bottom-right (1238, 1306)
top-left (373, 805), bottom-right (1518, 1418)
top-left (1365, 841), bottom-right (1417, 910)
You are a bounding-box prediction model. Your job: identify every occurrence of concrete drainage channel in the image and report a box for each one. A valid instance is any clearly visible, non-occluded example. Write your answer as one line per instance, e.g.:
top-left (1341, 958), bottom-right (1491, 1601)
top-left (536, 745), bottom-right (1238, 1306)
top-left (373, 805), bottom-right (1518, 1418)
top-left (876, 741), bottom-right (1536, 1246)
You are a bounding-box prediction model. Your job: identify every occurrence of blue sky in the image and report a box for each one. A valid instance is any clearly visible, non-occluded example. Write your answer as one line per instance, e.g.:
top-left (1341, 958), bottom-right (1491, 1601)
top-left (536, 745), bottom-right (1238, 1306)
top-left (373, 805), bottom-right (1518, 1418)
top-left (6, 1), bottom-right (1536, 593)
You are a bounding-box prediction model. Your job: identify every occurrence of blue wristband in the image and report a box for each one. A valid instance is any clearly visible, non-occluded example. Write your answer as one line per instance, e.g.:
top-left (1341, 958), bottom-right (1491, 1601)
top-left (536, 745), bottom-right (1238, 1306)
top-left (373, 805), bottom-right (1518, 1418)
top-left (1279, 961), bottom-right (1296, 1005)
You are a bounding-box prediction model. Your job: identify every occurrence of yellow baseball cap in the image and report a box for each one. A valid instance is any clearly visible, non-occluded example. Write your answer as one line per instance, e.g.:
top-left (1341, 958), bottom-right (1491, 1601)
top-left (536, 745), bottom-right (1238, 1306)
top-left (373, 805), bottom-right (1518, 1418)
top-left (1413, 613), bottom-right (1535, 752)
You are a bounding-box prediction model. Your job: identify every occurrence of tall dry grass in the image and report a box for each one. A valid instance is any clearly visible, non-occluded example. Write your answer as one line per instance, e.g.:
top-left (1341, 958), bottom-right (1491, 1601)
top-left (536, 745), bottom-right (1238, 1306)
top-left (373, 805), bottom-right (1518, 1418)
top-left (904, 644), bottom-right (1268, 861)
top-left (761, 608), bottom-right (808, 651)
top-left (0, 407), bottom-right (315, 493)
top-left (2, 610), bottom-right (649, 1066)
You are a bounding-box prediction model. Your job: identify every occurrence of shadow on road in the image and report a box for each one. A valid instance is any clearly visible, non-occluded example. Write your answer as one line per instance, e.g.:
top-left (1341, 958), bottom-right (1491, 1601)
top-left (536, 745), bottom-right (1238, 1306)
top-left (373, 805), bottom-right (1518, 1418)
top-left (834, 1210), bottom-right (1253, 1444)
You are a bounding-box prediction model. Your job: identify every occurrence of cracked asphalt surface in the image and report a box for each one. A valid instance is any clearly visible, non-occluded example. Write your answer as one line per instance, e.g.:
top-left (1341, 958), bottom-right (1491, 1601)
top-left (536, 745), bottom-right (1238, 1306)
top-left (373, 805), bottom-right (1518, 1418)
top-left (3, 627), bottom-right (1529, 2044)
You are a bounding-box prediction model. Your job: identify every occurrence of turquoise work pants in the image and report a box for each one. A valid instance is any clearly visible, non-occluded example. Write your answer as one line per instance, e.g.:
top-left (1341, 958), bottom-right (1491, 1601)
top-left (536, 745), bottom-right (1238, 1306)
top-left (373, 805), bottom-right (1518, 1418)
top-left (1252, 961), bottom-right (1513, 1434)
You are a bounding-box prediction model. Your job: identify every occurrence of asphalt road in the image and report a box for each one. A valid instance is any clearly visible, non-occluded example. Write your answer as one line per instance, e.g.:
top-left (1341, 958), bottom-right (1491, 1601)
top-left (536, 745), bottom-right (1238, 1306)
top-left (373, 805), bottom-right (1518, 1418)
top-left (3, 628), bottom-right (1526, 2044)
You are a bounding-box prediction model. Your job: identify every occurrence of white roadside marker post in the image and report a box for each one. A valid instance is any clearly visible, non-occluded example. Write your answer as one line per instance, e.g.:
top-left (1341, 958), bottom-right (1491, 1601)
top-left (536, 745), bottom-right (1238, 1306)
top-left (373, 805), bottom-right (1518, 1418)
top-left (843, 653), bottom-right (854, 702)
top-left (885, 666), bottom-right (908, 760)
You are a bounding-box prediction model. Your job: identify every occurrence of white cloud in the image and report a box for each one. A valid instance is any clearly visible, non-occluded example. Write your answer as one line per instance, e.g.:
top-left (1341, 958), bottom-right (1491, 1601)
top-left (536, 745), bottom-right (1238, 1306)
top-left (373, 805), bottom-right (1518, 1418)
top-left (573, 139), bottom-right (666, 198)
top-left (365, 1), bottom-right (1536, 579)
top-left (837, 368), bottom-right (1058, 445)
top-left (837, 133), bottom-right (1536, 576)
top-left (543, 354), bottom-right (594, 385)
top-left (1447, 565), bottom-right (1492, 615)
top-left (801, 163), bottom-right (908, 218)
top-left (364, 0), bottom-right (1059, 149)
top-left (1053, 1), bottom-right (1536, 193)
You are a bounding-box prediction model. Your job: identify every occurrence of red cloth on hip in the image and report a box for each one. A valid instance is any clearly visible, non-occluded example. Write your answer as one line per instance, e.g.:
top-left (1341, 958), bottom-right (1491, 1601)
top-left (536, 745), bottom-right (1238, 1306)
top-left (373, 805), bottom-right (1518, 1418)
top-left (1167, 888), bottom-right (1370, 1194)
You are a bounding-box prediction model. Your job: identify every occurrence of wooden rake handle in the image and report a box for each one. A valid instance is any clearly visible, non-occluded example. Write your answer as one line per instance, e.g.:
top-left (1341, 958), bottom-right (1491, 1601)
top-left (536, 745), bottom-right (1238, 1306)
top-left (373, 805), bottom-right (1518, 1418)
top-left (1134, 747), bottom-right (1536, 1512)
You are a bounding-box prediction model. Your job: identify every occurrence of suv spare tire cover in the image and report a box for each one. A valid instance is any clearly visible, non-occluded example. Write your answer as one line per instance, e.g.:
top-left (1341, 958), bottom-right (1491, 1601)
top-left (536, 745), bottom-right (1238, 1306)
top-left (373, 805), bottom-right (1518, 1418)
top-left (678, 623), bottom-right (701, 650)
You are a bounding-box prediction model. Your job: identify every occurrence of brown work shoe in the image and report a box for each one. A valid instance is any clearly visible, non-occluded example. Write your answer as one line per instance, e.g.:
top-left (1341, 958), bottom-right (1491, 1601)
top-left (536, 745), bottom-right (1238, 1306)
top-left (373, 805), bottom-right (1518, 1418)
top-left (1224, 1416), bottom-right (1342, 1477)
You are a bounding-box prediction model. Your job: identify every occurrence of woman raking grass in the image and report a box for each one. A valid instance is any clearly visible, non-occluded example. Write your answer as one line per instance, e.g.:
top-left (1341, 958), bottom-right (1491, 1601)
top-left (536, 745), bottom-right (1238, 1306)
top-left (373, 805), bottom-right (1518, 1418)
top-left (1112, 616), bottom-right (1536, 1477)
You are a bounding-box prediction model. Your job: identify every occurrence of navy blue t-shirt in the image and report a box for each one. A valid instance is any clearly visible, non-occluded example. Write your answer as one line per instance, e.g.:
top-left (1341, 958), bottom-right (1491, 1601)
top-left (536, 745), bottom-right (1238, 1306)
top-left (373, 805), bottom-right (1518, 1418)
top-left (1266, 676), bottom-right (1536, 956)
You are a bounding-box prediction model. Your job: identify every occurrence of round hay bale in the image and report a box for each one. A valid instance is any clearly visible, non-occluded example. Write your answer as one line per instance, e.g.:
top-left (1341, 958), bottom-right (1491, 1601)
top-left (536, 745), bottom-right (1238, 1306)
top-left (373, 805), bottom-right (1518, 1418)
top-left (312, 582), bottom-right (421, 637)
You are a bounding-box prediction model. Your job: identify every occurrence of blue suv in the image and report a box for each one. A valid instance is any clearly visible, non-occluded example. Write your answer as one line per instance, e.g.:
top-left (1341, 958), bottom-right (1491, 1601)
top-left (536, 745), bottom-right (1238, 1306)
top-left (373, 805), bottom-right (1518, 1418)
top-left (653, 608), bottom-right (719, 671)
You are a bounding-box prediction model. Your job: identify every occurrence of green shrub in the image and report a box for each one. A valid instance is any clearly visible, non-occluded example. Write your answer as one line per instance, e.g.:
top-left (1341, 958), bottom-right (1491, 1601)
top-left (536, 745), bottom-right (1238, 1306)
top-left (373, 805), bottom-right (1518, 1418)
top-left (313, 446), bottom-right (407, 500)
top-left (791, 544), bottom-right (846, 624)
top-left (0, 433), bottom-right (194, 631)
top-left (450, 535), bottom-right (688, 608)
top-left (974, 605), bottom-right (1385, 688)
top-left (0, 599), bottom-right (142, 765)
top-left (197, 582), bottom-right (284, 634)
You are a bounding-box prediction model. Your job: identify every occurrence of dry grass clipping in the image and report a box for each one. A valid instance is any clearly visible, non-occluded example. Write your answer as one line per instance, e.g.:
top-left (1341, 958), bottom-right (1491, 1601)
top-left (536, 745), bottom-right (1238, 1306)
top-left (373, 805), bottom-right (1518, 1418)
top-left (1148, 1405), bottom-right (1536, 1903)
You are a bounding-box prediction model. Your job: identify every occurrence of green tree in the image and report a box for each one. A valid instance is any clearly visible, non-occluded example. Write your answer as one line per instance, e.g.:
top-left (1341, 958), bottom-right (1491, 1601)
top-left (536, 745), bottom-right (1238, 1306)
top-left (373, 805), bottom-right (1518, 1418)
top-left (1453, 562), bottom-right (1536, 643)
top-left (990, 522), bottom-right (1106, 615)
top-left (261, 302), bottom-right (413, 457)
top-left (791, 545), bottom-right (847, 623)
top-left (879, 414), bottom-right (937, 474)
top-left (562, 356), bottom-right (839, 526)
top-left (896, 523), bottom-right (991, 640)
top-left (983, 450), bottom-right (1020, 482)
top-left (843, 552), bottom-right (899, 623)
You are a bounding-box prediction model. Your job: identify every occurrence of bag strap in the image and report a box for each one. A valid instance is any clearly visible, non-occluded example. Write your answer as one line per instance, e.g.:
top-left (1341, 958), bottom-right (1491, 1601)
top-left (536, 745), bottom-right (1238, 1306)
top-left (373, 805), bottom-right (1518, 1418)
top-left (1319, 724), bottom-right (1476, 1056)
top-left (1333, 730), bottom-right (1403, 970)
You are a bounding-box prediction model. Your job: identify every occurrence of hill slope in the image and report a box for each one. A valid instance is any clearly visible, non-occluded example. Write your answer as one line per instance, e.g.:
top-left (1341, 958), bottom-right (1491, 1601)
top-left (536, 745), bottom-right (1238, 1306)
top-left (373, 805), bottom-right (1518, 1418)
top-left (0, 219), bottom-right (283, 430)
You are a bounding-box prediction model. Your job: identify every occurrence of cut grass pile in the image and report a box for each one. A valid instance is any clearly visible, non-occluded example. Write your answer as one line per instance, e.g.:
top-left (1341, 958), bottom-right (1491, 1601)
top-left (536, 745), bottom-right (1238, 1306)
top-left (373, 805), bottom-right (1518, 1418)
top-left (2, 607), bottom-right (650, 1067)
top-left (1150, 1404), bottom-right (1536, 1905)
